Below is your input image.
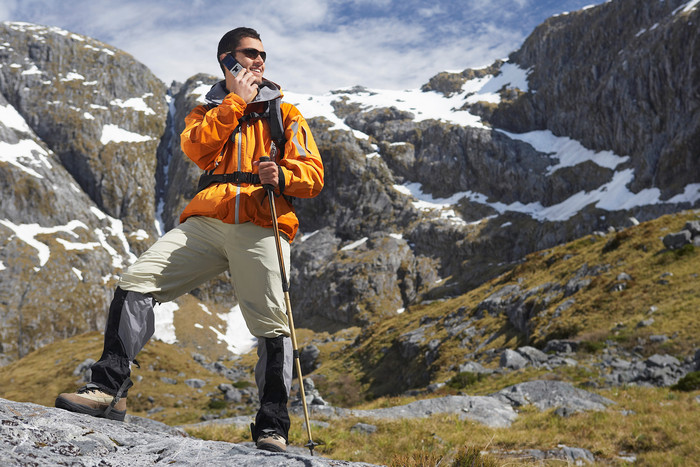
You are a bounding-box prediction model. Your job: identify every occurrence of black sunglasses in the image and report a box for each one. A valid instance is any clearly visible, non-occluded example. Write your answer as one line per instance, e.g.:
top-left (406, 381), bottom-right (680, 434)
top-left (235, 48), bottom-right (267, 62)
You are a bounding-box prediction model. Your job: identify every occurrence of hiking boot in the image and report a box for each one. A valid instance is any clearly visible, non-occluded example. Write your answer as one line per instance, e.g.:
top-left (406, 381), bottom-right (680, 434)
top-left (256, 430), bottom-right (287, 452)
top-left (55, 383), bottom-right (127, 421)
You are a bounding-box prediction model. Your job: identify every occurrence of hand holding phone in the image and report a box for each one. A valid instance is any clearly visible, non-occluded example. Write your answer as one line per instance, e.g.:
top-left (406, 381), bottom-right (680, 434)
top-left (221, 53), bottom-right (258, 103)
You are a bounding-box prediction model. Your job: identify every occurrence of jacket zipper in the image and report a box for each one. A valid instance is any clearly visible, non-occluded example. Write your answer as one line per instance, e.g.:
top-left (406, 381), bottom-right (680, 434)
top-left (235, 123), bottom-right (243, 224)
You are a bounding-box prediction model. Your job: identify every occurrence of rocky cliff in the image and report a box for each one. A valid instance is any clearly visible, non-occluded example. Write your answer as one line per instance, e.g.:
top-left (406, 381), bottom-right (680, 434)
top-left (1, 0), bottom-right (699, 364)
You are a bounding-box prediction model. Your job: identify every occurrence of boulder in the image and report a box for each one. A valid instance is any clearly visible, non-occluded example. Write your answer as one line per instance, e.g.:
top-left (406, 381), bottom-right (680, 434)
top-left (500, 349), bottom-right (529, 370)
top-left (0, 398), bottom-right (375, 466)
top-left (663, 231), bottom-right (692, 250)
top-left (492, 380), bottom-right (614, 412)
top-left (294, 395), bottom-right (518, 428)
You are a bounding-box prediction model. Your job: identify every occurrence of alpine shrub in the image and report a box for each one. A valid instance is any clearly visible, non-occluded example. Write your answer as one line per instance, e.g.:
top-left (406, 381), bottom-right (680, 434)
top-left (671, 371), bottom-right (700, 391)
top-left (447, 372), bottom-right (483, 390)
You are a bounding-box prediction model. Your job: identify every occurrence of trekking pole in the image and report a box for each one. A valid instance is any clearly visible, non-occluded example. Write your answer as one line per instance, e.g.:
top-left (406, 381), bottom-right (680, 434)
top-left (260, 153), bottom-right (319, 456)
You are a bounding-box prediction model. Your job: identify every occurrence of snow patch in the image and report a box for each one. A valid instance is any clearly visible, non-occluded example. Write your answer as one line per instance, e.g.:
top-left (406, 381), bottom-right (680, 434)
top-left (500, 129), bottom-right (629, 174)
top-left (21, 65), bottom-right (42, 76)
top-left (100, 124), bottom-right (153, 145)
top-left (301, 230), bottom-right (319, 242)
top-left (0, 103), bottom-right (33, 133)
top-left (154, 302), bottom-right (179, 344)
top-left (188, 82), bottom-right (212, 104)
top-left (199, 303), bottom-right (212, 315)
top-left (72, 267), bottom-right (83, 281)
top-left (214, 305), bottom-right (257, 355)
top-left (0, 219), bottom-right (89, 267)
top-left (341, 237), bottom-right (368, 251)
top-left (60, 72), bottom-right (85, 82)
top-left (56, 237), bottom-right (101, 251)
top-left (110, 95), bottom-right (156, 115)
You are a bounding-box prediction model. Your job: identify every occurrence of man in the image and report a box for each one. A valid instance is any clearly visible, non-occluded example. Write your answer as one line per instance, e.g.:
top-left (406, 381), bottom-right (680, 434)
top-left (55, 27), bottom-right (324, 453)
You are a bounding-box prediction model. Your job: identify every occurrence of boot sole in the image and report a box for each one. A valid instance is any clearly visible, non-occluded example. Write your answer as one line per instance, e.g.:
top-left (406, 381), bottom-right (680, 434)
top-left (256, 441), bottom-right (287, 453)
top-left (55, 397), bottom-right (126, 422)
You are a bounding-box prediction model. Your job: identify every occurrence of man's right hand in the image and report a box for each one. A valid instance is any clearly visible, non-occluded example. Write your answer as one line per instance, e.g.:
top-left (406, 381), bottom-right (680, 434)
top-left (225, 68), bottom-right (259, 104)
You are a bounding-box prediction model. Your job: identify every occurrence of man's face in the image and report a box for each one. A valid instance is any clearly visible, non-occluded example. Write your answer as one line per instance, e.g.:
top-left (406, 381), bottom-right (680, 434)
top-left (233, 37), bottom-right (265, 84)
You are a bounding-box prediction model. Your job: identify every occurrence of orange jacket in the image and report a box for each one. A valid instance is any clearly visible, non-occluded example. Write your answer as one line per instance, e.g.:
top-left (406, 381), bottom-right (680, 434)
top-left (179, 81), bottom-right (324, 241)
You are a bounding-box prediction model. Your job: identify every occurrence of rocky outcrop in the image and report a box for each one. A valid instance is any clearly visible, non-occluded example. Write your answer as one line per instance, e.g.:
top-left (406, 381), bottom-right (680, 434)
top-left (293, 394), bottom-right (517, 429)
top-left (662, 221), bottom-right (700, 249)
top-left (0, 23), bottom-right (164, 362)
top-left (0, 22), bottom-right (167, 250)
top-left (492, 0), bottom-right (700, 196)
top-left (0, 398), bottom-right (376, 466)
top-left (492, 380), bottom-right (614, 413)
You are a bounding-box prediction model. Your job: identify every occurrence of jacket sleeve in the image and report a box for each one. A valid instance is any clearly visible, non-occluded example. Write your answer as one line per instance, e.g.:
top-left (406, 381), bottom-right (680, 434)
top-left (278, 104), bottom-right (324, 199)
top-left (180, 93), bottom-right (247, 170)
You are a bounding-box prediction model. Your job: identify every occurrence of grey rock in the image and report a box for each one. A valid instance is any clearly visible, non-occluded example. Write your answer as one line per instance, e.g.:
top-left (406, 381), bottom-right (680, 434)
top-left (616, 272), bottom-right (633, 281)
top-left (553, 407), bottom-right (577, 418)
top-left (684, 221), bottom-right (700, 237)
top-left (547, 356), bottom-right (578, 368)
top-left (299, 344), bottom-right (321, 375)
top-left (350, 423), bottom-right (377, 435)
top-left (397, 324), bottom-right (432, 360)
top-left (646, 354), bottom-right (680, 368)
top-left (649, 335), bottom-right (669, 344)
top-left (427, 382), bottom-right (446, 393)
top-left (543, 339), bottom-right (579, 354)
top-left (663, 230), bottom-right (692, 250)
top-left (160, 377), bottom-right (178, 385)
top-left (293, 395), bottom-right (517, 428)
top-left (292, 378), bottom-right (330, 407)
top-left (73, 358), bottom-right (96, 383)
top-left (0, 398), bottom-right (376, 466)
top-left (637, 318), bottom-right (654, 328)
top-left (458, 361), bottom-right (493, 374)
top-left (500, 349), bottom-right (529, 370)
top-left (552, 299), bottom-right (576, 318)
top-left (556, 445), bottom-right (595, 464)
top-left (223, 387), bottom-right (244, 403)
top-left (425, 339), bottom-right (441, 366)
top-left (492, 380), bottom-right (615, 412)
top-left (517, 346), bottom-right (549, 365)
top-left (184, 379), bottom-right (206, 389)
top-left (608, 358), bottom-right (632, 370)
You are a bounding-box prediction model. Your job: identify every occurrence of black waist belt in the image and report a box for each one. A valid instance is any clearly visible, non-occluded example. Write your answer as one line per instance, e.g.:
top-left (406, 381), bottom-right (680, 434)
top-left (196, 171), bottom-right (261, 193)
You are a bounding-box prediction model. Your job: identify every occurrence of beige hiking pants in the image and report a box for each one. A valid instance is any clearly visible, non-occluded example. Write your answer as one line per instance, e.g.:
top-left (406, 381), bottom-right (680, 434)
top-left (118, 216), bottom-right (290, 338)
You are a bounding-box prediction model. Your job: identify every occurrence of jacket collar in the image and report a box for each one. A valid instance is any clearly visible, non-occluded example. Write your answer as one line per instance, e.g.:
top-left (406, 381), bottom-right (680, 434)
top-left (205, 79), bottom-right (282, 106)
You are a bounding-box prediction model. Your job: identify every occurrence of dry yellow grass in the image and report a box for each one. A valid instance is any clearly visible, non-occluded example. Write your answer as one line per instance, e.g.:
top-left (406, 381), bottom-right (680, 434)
top-left (2, 211), bottom-right (698, 466)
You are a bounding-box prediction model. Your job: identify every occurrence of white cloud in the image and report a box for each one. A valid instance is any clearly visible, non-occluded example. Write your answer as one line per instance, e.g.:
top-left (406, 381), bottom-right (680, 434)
top-left (0, 0), bottom-right (607, 94)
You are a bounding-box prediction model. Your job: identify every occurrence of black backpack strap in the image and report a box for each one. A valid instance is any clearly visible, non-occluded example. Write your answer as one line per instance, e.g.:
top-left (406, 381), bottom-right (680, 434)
top-left (196, 171), bottom-right (261, 193)
top-left (269, 97), bottom-right (286, 157)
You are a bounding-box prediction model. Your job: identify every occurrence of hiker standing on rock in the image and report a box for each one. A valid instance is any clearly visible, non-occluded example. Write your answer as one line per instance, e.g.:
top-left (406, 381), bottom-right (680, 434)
top-left (55, 27), bottom-right (324, 453)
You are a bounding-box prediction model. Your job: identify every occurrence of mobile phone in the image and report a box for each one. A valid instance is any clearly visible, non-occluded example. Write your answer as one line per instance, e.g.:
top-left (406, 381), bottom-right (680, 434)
top-left (221, 53), bottom-right (243, 77)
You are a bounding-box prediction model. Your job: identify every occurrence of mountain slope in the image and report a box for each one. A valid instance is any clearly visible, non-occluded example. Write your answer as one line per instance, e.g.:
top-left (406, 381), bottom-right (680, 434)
top-left (1, 0), bottom-right (699, 366)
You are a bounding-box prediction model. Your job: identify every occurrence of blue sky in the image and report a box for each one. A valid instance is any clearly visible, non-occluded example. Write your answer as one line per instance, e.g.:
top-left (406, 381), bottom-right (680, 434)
top-left (0, 0), bottom-right (604, 94)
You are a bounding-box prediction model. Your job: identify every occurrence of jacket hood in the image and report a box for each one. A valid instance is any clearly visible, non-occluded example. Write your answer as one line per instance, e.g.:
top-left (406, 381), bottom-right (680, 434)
top-left (205, 79), bottom-right (282, 106)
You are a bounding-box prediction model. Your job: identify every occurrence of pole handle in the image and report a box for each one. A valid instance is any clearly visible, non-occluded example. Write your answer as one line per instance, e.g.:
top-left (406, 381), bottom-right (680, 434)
top-left (259, 156), bottom-right (275, 192)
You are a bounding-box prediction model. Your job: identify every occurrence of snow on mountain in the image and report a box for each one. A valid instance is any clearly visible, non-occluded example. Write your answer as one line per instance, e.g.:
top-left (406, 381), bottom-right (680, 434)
top-left (286, 63), bottom-right (700, 227)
